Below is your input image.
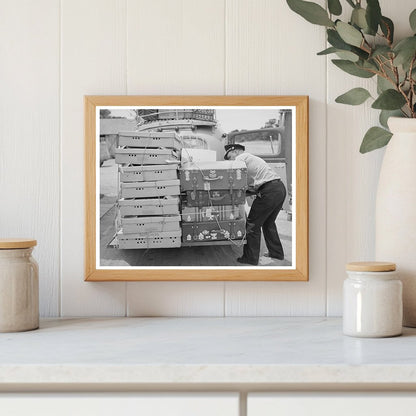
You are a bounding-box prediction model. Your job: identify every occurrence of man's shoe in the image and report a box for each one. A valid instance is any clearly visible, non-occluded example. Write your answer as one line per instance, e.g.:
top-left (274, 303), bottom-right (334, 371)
top-left (264, 252), bottom-right (284, 261)
top-left (237, 257), bottom-right (258, 266)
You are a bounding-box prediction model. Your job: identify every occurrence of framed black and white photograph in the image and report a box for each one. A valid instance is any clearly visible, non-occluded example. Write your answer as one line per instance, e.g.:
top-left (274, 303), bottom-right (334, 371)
top-left (85, 96), bottom-right (308, 281)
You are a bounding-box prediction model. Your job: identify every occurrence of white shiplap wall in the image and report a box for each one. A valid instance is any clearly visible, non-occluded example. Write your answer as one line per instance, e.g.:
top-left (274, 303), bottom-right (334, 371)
top-left (1, 0), bottom-right (412, 317)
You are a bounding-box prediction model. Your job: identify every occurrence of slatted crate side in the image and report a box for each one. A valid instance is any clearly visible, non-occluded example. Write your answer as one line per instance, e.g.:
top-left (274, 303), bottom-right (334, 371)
top-left (118, 134), bottom-right (182, 150)
top-left (119, 164), bottom-right (178, 183)
top-left (182, 204), bottom-right (246, 223)
top-left (117, 230), bottom-right (182, 249)
top-left (120, 179), bottom-right (181, 199)
top-left (182, 219), bottom-right (246, 243)
top-left (118, 197), bottom-right (180, 217)
top-left (115, 148), bottom-right (179, 165)
top-left (120, 215), bottom-right (181, 234)
top-left (184, 189), bottom-right (246, 207)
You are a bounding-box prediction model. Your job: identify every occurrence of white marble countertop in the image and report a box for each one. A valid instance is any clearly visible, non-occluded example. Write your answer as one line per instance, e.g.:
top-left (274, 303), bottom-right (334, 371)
top-left (1, 317), bottom-right (416, 390)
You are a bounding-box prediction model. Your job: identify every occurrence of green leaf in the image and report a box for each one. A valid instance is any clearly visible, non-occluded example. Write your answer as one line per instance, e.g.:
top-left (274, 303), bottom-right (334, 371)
top-left (371, 46), bottom-right (392, 58)
top-left (366, 0), bottom-right (382, 35)
top-left (377, 75), bottom-right (393, 94)
top-left (379, 110), bottom-right (402, 129)
top-left (332, 59), bottom-right (375, 78)
top-left (410, 9), bottom-right (416, 32)
top-left (335, 50), bottom-right (359, 62)
top-left (372, 89), bottom-right (407, 110)
top-left (335, 87), bottom-right (371, 105)
top-left (336, 21), bottom-right (363, 47)
top-left (380, 16), bottom-right (394, 44)
top-left (317, 47), bottom-right (338, 55)
top-left (360, 127), bottom-right (392, 153)
top-left (351, 7), bottom-right (369, 32)
top-left (287, 0), bottom-right (334, 27)
top-left (328, 0), bottom-right (342, 16)
top-left (327, 29), bottom-right (348, 49)
top-left (317, 46), bottom-right (359, 61)
top-left (393, 36), bottom-right (416, 71)
top-left (362, 59), bottom-right (379, 72)
top-left (327, 29), bottom-right (369, 59)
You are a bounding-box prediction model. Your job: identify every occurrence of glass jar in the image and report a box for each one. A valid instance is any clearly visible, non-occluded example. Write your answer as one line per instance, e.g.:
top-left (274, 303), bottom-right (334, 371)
top-left (0, 239), bottom-right (39, 332)
top-left (343, 262), bottom-right (402, 338)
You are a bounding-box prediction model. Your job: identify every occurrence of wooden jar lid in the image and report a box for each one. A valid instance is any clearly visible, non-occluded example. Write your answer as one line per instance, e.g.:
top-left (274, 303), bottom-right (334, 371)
top-left (346, 261), bottom-right (396, 272)
top-left (0, 239), bottom-right (37, 249)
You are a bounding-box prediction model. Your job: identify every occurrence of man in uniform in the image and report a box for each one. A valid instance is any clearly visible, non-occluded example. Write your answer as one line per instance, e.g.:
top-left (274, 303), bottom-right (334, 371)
top-left (224, 143), bottom-right (287, 266)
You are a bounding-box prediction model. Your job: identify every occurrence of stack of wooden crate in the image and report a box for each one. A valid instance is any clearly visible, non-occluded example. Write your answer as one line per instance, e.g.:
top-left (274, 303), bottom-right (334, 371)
top-left (115, 131), bottom-right (182, 249)
top-left (179, 161), bottom-right (247, 245)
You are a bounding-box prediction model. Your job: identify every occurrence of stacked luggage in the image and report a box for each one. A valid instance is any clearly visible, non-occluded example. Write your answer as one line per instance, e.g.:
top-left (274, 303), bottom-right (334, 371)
top-left (179, 161), bottom-right (247, 244)
top-left (115, 131), bottom-right (182, 249)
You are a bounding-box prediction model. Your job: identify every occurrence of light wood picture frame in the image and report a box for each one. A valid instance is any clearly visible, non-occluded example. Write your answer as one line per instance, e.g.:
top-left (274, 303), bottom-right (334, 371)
top-left (85, 96), bottom-right (308, 281)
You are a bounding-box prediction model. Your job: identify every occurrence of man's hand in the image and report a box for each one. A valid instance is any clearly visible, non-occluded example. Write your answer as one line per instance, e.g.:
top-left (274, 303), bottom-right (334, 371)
top-left (246, 186), bottom-right (256, 196)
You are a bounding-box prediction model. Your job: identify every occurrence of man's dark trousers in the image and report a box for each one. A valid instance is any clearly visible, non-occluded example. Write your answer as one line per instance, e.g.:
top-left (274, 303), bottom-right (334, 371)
top-left (243, 179), bottom-right (287, 264)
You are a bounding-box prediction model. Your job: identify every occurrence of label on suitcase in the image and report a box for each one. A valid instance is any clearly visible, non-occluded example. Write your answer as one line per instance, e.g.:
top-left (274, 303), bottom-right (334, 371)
top-left (184, 189), bottom-right (246, 207)
top-left (182, 220), bottom-right (246, 243)
top-left (179, 161), bottom-right (247, 191)
top-left (182, 204), bottom-right (245, 223)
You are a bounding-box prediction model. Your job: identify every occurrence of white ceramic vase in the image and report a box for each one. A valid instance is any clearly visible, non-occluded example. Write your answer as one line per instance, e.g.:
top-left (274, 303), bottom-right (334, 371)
top-left (375, 117), bottom-right (416, 327)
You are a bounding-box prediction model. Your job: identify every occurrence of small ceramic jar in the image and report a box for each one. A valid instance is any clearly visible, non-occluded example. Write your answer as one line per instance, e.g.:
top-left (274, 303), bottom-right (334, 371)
top-left (0, 239), bottom-right (39, 332)
top-left (343, 262), bottom-right (403, 338)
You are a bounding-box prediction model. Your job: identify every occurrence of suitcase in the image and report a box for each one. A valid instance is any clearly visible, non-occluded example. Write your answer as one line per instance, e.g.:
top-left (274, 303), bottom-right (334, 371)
top-left (179, 161), bottom-right (247, 191)
top-left (120, 180), bottom-right (180, 199)
top-left (119, 164), bottom-right (178, 183)
top-left (120, 215), bottom-right (181, 234)
top-left (115, 148), bottom-right (179, 165)
top-left (118, 131), bottom-right (181, 150)
top-left (118, 197), bottom-right (180, 217)
top-left (117, 230), bottom-right (182, 249)
top-left (181, 204), bottom-right (245, 223)
top-left (184, 189), bottom-right (246, 207)
top-left (182, 220), bottom-right (246, 243)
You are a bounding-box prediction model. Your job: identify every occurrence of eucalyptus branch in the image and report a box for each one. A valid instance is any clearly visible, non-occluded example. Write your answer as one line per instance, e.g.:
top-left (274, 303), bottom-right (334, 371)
top-left (409, 56), bottom-right (416, 117)
top-left (286, 0), bottom-right (416, 151)
top-left (362, 37), bottom-right (373, 53)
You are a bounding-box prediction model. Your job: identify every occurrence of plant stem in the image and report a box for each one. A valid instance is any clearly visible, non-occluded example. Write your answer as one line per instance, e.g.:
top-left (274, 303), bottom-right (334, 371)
top-left (409, 56), bottom-right (416, 117)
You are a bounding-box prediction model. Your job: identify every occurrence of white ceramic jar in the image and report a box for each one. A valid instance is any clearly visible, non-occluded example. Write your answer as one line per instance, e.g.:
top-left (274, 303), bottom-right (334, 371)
top-left (0, 239), bottom-right (39, 332)
top-left (343, 262), bottom-right (402, 338)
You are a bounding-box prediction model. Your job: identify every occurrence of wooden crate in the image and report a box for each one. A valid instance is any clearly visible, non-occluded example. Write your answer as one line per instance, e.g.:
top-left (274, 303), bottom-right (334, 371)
top-left (182, 204), bottom-right (245, 223)
top-left (119, 165), bottom-right (178, 183)
top-left (117, 230), bottom-right (182, 249)
top-left (115, 148), bottom-right (179, 165)
top-left (180, 161), bottom-right (247, 191)
top-left (118, 131), bottom-right (182, 150)
top-left (118, 197), bottom-right (180, 217)
top-left (120, 215), bottom-right (181, 234)
top-left (120, 180), bottom-right (180, 199)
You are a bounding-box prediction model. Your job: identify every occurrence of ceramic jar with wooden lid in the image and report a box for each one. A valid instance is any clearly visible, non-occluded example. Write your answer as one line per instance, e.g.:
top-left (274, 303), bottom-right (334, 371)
top-left (343, 262), bottom-right (403, 338)
top-left (0, 239), bottom-right (39, 332)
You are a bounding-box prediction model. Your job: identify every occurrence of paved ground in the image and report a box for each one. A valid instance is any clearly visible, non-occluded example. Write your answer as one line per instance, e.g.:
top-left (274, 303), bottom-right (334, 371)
top-left (100, 159), bottom-right (293, 267)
